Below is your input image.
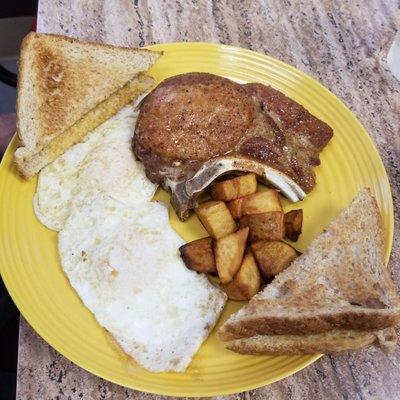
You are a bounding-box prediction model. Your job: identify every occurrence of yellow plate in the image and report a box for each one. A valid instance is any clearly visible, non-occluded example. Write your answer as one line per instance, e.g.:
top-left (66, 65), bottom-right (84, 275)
top-left (0, 43), bottom-right (393, 396)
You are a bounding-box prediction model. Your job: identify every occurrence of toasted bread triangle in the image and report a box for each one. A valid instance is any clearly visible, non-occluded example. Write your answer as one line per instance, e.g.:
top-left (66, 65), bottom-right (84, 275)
top-left (219, 188), bottom-right (400, 341)
top-left (14, 33), bottom-right (160, 178)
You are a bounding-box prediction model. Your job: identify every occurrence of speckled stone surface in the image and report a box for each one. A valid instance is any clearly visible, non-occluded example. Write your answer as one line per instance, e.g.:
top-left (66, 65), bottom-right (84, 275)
top-left (17, 0), bottom-right (400, 399)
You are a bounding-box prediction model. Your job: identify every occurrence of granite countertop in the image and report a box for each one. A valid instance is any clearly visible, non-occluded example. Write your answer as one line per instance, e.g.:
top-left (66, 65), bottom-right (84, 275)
top-left (17, 0), bottom-right (400, 399)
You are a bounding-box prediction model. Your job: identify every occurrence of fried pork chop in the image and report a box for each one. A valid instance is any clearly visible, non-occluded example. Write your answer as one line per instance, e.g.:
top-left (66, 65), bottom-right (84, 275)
top-left (133, 73), bottom-right (333, 220)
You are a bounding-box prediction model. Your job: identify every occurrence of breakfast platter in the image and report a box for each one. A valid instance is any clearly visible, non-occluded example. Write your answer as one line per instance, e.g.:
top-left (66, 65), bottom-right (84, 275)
top-left (0, 41), bottom-right (395, 396)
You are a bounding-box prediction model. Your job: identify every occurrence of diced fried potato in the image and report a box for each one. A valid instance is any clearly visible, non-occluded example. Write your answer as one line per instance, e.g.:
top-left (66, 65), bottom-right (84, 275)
top-left (284, 209), bottom-right (303, 242)
top-left (239, 211), bottom-right (284, 242)
top-left (210, 174), bottom-right (257, 201)
top-left (227, 189), bottom-right (282, 219)
top-left (226, 197), bottom-right (243, 219)
top-left (220, 252), bottom-right (261, 300)
top-left (251, 241), bottom-right (299, 282)
top-left (179, 237), bottom-right (216, 274)
top-left (214, 227), bottom-right (249, 283)
top-left (195, 201), bottom-right (237, 239)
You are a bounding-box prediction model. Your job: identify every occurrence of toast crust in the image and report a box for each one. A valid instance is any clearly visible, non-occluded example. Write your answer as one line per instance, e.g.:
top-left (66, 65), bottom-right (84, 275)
top-left (219, 308), bottom-right (400, 341)
top-left (226, 330), bottom-right (377, 355)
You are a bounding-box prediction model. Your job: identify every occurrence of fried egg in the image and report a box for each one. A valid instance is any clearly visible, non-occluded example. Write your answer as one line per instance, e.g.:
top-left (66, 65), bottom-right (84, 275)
top-left (59, 195), bottom-right (226, 372)
top-left (34, 106), bottom-right (157, 231)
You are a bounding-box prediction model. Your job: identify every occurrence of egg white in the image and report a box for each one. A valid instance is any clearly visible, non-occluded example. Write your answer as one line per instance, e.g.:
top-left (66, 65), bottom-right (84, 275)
top-left (34, 105), bottom-right (157, 231)
top-left (59, 195), bottom-right (226, 372)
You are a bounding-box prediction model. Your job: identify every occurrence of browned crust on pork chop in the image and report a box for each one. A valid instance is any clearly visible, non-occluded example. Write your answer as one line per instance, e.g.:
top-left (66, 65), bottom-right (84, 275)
top-left (241, 83), bottom-right (333, 191)
top-left (245, 83), bottom-right (333, 151)
top-left (135, 73), bottom-right (255, 161)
